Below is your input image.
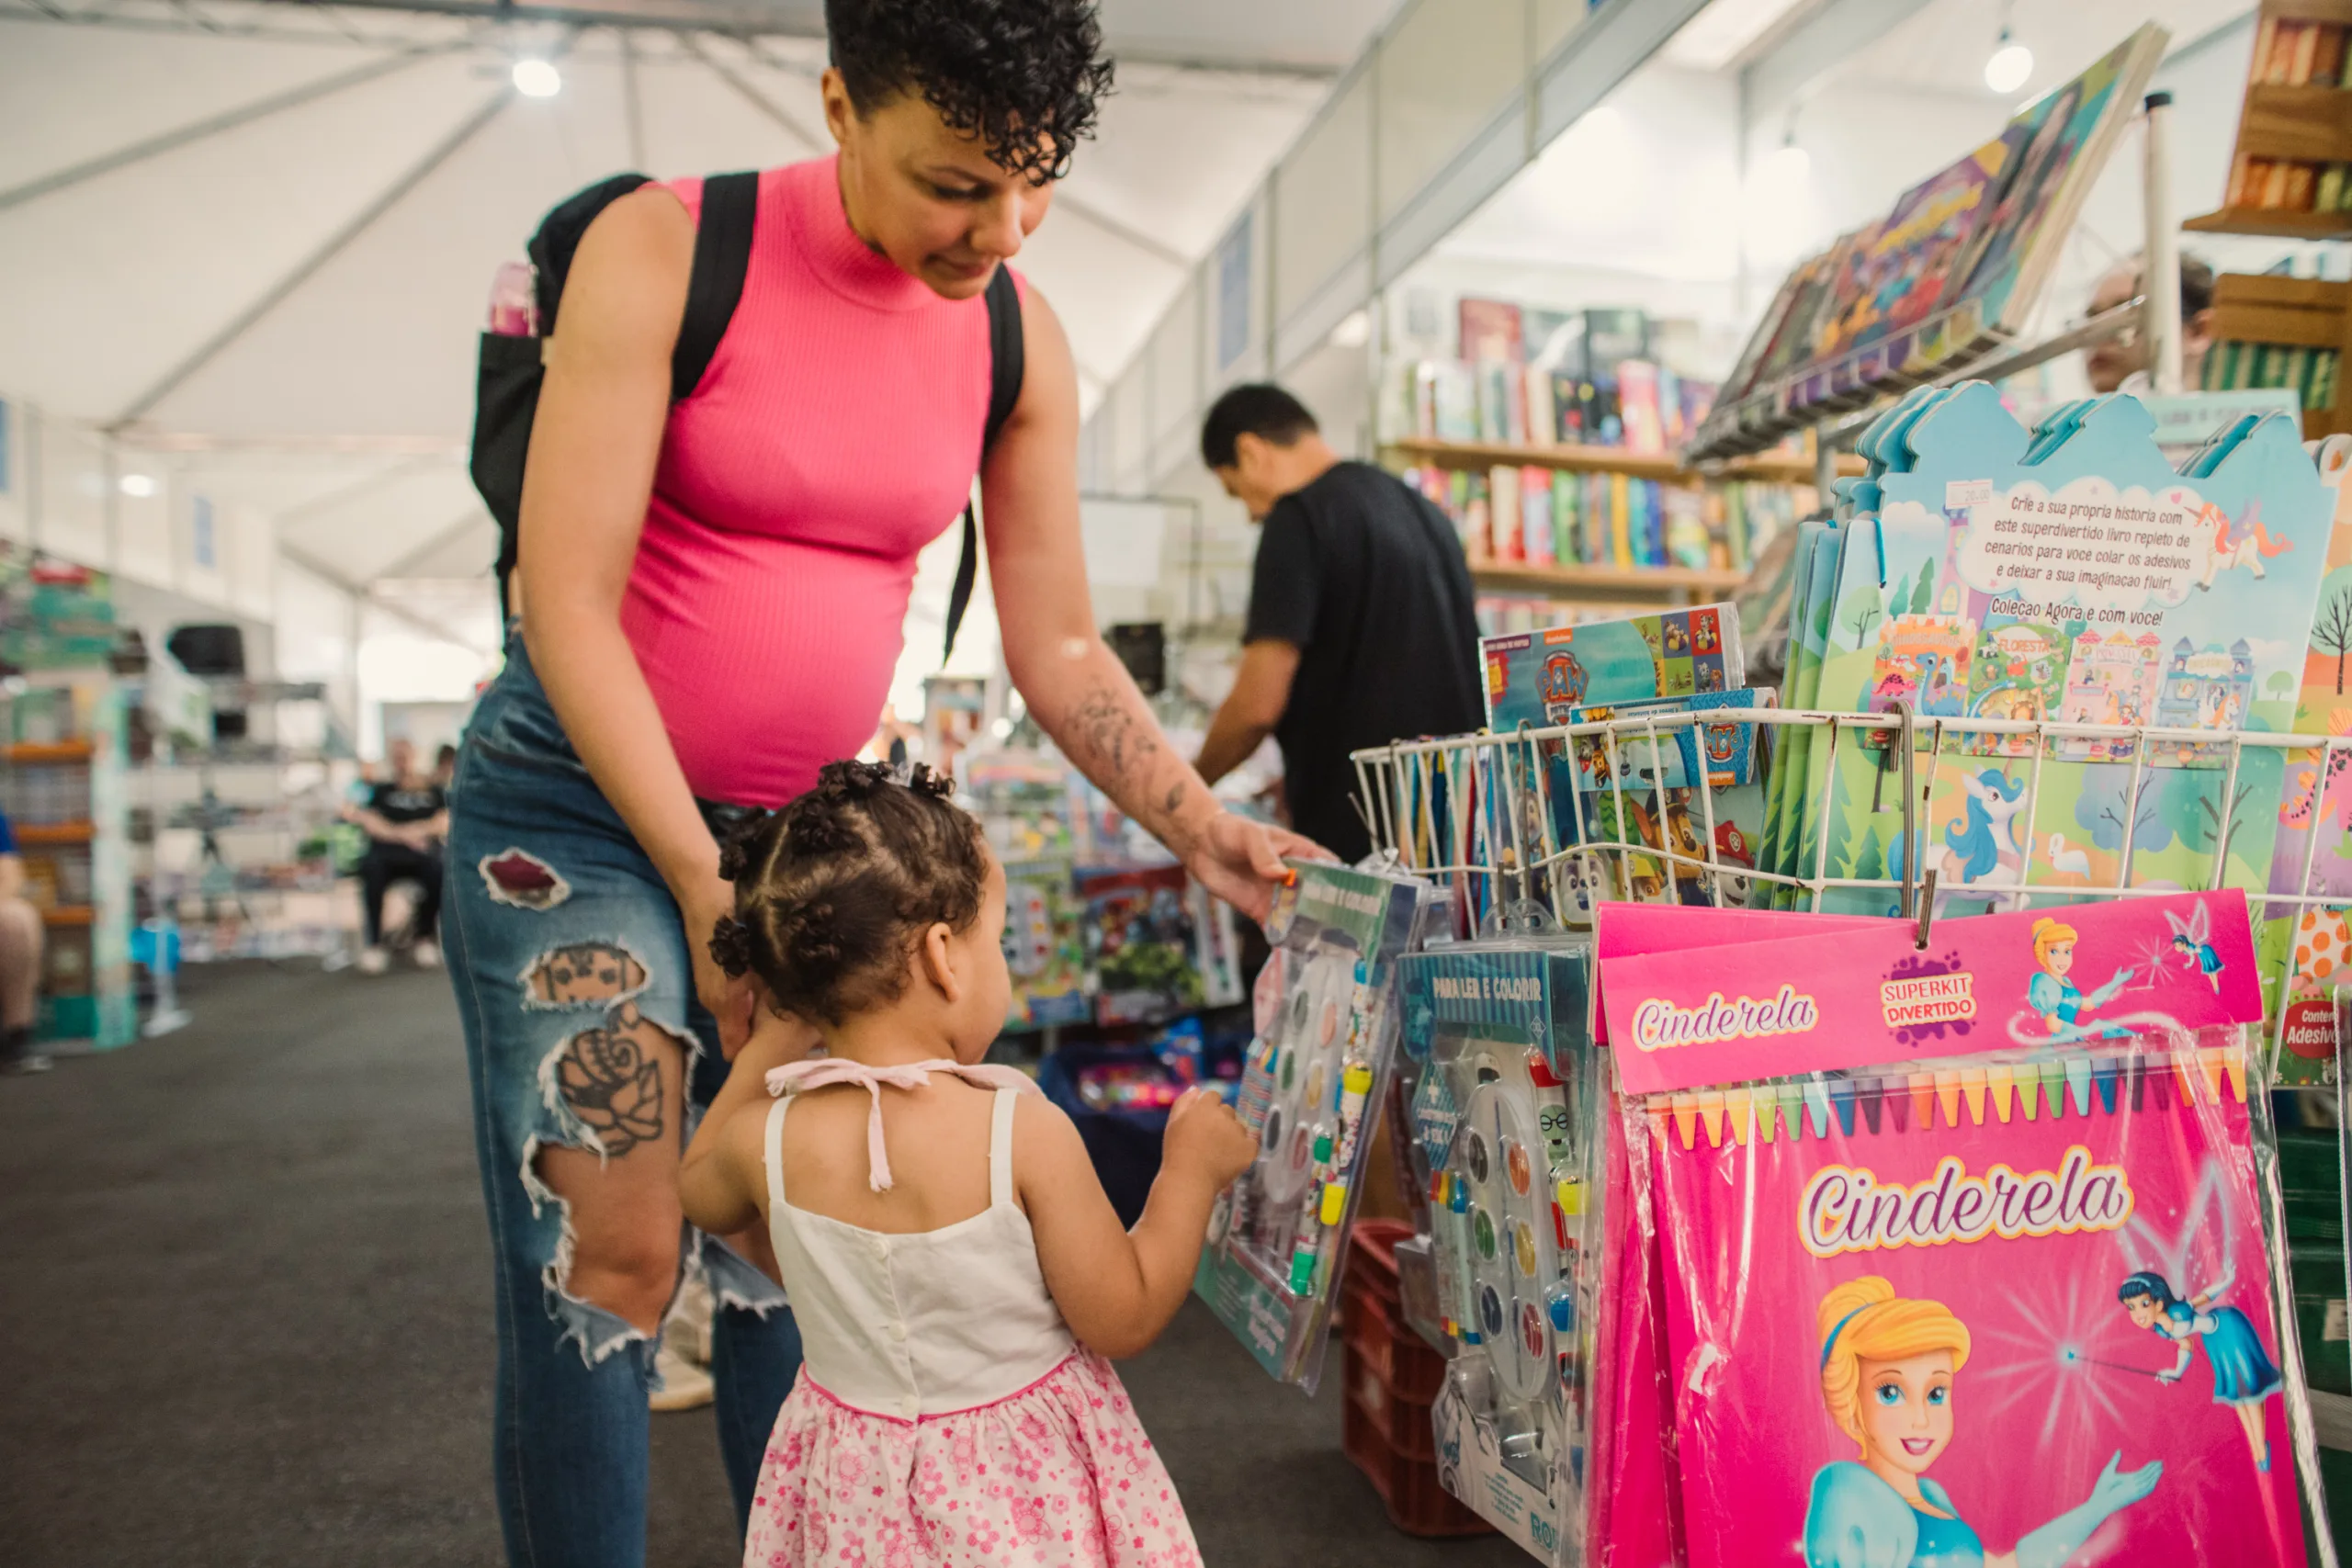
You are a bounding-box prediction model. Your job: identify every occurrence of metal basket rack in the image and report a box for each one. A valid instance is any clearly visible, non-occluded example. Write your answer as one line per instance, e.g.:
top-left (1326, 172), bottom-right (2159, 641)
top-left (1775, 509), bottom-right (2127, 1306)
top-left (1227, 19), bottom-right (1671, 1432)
top-left (1352, 705), bottom-right (2352, 1075)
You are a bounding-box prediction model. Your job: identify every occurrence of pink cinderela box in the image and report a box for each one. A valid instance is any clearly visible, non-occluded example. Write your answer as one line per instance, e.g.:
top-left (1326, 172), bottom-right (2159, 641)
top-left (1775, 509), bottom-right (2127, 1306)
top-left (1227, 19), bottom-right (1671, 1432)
top-left (1596, 891), bottom-right (2312, 1568)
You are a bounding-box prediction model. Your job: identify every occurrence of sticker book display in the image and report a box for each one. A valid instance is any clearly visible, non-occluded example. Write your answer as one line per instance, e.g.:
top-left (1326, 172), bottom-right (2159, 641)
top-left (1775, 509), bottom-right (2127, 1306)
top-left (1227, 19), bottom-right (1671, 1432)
top-left (1593, 893), bottom-right (2324, 1568)
top-left (1398, 940), bottom-right (1600, 1563)
top-left (1769, 383), bottom-right (2332, 923)
top-left (1196, 860), bottom-right (1430, 1390)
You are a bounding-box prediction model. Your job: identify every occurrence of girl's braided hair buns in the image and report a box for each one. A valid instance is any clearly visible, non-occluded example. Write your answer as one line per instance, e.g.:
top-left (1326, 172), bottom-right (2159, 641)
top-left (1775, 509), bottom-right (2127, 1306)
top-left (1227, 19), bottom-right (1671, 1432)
top-left (709, 761), bottom-right (987, 1025)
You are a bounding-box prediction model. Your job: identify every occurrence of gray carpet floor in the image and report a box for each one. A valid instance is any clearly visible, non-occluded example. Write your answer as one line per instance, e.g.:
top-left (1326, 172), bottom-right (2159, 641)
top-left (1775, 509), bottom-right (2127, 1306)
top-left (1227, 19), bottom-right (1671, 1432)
top-left (0, 961), bottom-right (1526, 1566)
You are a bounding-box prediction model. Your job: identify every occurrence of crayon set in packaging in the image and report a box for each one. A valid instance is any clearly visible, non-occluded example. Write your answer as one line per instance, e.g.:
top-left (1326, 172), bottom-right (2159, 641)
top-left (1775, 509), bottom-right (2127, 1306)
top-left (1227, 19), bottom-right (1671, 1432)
top-left (1590, 892), bottom-right (2329, 1568)
top-left (1195, 861), bottom-right (1432, 1391)
top-left (1398, 938), bottom-right (1600, 1564)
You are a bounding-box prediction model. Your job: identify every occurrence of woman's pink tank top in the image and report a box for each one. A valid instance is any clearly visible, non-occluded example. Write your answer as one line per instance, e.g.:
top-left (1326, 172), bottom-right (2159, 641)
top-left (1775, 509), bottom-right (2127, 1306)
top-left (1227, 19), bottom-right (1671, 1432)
top-left (621, 156), bottom-right (1012, 807)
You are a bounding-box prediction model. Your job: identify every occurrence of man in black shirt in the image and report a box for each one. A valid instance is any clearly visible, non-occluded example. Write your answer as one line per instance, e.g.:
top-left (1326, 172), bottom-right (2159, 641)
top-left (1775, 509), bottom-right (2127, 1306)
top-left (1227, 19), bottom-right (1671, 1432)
top-left (344, 737), bottom-right (449, 974)
top-left (1193, 384), bottom-right (1483, 864)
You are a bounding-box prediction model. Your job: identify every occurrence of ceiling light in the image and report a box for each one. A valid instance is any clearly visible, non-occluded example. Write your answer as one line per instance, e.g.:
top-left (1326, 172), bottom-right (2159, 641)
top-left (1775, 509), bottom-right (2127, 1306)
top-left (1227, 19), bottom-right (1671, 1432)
top-left (1765, 139), bottom-right (1809, 184)
top-left (1984, 29), bottom-right (2032, 94)
top-left (118, 474), bottom-right (157, 499)
top-left (512, 59), bottom-right (561, 98)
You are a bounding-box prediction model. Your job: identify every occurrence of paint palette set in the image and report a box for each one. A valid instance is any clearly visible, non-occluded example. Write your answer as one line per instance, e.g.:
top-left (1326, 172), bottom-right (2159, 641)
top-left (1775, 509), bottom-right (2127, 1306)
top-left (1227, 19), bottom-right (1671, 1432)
top-left (1396, 938), bottom-right (1600, 1564)
top-left (1587, 891), bottom-right (2324, 1568)
top-left (1194, 860), bottom-right (1432, 1392)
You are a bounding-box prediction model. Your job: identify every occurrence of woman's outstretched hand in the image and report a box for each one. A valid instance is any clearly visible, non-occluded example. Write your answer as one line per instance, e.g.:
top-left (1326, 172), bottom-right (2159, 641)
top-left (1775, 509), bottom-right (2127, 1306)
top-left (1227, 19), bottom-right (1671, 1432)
top-left (1179, 809), bottom-right (1331, 923)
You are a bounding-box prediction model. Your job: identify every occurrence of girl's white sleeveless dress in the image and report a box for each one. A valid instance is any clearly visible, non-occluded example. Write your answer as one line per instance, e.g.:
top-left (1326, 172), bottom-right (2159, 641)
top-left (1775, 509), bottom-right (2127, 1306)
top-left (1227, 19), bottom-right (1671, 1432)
top-left (742, 1065), bottom-right (1201, 1568)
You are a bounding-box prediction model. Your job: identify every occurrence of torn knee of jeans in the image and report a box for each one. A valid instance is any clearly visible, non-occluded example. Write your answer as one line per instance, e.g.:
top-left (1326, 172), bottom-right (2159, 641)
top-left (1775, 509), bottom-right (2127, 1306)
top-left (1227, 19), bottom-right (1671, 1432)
top-left (536, 1004), bottom-right (692, 1157)
top-left (519, 1134), bottom-right (654, 1368)
top-left (519, 939), bottom-right (650, 1010)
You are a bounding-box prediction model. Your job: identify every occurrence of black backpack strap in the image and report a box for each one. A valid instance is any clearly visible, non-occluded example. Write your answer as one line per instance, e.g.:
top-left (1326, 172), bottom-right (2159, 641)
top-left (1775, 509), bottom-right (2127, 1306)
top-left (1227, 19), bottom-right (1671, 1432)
top-left (944, 265), bottom-right (1028, 660)
top-left (672, 170), bottom-right (758, 401)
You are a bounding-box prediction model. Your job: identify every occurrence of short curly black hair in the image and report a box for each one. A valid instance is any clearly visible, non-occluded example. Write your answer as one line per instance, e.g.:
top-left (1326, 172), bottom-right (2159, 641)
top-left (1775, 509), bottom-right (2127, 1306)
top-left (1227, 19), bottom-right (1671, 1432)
top-left (710, 761), bottom-right (991, 1026)
top-left (825, 0), bottom-right (1114, 183)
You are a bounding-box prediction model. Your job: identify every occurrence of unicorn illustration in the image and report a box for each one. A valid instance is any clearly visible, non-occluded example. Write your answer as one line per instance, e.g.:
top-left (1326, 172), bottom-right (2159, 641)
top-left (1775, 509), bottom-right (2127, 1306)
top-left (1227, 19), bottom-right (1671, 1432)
top-left (2195, 501), bottom-right (2292, 591)
top-left (1887, 770), bottom-right (2030, 908)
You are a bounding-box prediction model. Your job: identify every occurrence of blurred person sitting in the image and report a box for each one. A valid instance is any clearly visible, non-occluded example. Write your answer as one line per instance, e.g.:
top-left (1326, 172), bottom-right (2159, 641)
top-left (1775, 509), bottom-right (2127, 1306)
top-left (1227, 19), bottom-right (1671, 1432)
top-left (343, 737), bottom-right (448, 975)
top-left (1195, 384), bottom-right (1484, 863)
top-left (2083, 252), bottom-right (2215, 395)
top-left (0, 806), bottom-right (46, 1075)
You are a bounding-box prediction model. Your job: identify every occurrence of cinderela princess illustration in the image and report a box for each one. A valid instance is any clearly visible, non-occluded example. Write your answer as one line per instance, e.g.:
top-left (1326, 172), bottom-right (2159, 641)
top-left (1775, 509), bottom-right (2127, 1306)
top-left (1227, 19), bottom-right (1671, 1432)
top-left (2119, 1266), bottom-right (2283, 1472)
top-left (1804, 1278), bottom-right (2162, 1568)
top-left (2025, 917), bottom-right (2134, 1042)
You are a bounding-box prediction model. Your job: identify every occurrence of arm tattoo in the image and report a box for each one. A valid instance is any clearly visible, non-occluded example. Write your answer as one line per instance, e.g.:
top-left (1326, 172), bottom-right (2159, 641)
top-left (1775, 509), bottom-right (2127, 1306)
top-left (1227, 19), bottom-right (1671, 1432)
top-left (1065, 684), bottom-right (1162, 787)
top-left (556, 1005), bottom-right (670, 1155)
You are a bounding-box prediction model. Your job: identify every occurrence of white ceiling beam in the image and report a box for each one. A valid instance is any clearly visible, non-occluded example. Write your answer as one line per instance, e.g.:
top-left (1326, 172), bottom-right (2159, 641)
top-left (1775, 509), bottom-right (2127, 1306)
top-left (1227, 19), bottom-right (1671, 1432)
top-left (0, 41), bottom-right (459, 216)
top-left (108, 81), bottom-right (516, 430)
top-left (1741, 0), bottom-right (1931, 124)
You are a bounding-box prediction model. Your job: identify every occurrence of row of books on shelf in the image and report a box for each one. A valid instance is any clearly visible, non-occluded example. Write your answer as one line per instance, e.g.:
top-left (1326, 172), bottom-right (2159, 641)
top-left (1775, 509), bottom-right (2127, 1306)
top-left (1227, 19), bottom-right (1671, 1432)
top-left (2249, 15), bottom-right (2348, 88)
top-left (2223, 157), bottom-right (2352, 216)
top-left (1689, 26), bottom-right (2164, 458)
top-left (1408, 464), bottom-right (1804, 573)
top-left (1408, 355), bottom-right (1717, 453)
top-left (2200, 338), bottom-right (2342, 412)
top-left (1473, 596), bottom-right (1643, 637)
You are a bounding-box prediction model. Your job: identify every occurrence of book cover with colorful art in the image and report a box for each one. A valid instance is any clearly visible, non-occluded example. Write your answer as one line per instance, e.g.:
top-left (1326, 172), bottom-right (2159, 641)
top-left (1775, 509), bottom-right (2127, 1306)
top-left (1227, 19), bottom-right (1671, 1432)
top-left (2263, 434), bottom-right (2352, 1080)
top-left (1791, 387), bottom-right (2330, 919)
top-left (1483, 606), bottom-right (1743, 731)
top-left (1948, 26), bottom-right (2167, 340)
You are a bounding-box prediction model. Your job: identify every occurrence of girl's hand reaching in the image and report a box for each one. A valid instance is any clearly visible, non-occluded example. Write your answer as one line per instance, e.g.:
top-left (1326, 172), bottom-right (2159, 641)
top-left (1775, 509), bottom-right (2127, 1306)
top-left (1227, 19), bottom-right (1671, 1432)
top-left (1161, 1087), bottom-right (1258, 1191)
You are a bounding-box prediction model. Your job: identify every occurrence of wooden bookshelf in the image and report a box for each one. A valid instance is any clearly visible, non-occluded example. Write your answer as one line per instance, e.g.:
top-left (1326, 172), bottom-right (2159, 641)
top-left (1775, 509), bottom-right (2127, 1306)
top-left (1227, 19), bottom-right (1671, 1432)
top-left (1468, 561), bottom-right (1747, 604)
top-left (2185, 209), bottom-right (2352, 240)
top-left (15, 821), bottom-right (94, 846)
top-left (4, 739), bottom-right (93, 763)
top-left (2198, 3), bottom-right (2352, 239)
top-left (39, 906), bottom-right (93, 927)
top-left (1386, 437), bottom-right (1864, 486)
top-left (2204, 271), bottom-right (2352, 436)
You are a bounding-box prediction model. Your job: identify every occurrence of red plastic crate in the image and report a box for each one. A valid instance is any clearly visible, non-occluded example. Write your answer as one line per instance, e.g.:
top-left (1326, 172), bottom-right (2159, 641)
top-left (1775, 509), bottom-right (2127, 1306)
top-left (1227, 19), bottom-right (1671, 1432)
top-left (1347, 1219), bottom-right (1414, 1314)
top-left (1343, 1280), bottom-right (1448, 1405)
top-left (1345, 1332), bottom-right (1436, 1461)
top-left (1342, 1386), bottom-right (1493, 1538)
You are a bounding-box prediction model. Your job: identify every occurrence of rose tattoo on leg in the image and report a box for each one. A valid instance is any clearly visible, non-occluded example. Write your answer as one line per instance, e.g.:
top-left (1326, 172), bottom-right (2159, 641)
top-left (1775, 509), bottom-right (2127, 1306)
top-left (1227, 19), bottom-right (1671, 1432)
top-left (555, 1005), bottom-right (672, 1155)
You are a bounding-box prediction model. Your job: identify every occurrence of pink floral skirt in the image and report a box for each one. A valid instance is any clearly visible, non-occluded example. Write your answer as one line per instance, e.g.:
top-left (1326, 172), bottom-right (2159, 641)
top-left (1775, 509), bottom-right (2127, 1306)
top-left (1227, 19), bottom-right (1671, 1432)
top-left (742, 1349), bottom-right (1202, 1568)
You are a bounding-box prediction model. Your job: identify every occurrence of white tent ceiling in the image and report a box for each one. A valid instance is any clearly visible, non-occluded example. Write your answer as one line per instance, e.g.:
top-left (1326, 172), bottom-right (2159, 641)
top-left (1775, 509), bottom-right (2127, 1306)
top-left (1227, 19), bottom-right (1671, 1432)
top-left (0, 0), bottom-right (1376, 591)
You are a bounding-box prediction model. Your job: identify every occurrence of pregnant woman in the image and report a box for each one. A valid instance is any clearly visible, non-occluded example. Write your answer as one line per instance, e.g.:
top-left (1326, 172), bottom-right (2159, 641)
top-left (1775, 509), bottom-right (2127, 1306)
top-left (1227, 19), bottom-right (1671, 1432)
top-left (442, 5), bottom-right (1309, 1562)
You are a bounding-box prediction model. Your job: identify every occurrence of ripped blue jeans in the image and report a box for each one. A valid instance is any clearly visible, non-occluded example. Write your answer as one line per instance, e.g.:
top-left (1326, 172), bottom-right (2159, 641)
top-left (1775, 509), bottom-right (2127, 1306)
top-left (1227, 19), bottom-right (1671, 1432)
top-left (443, 633), bottom-right (800, 1568)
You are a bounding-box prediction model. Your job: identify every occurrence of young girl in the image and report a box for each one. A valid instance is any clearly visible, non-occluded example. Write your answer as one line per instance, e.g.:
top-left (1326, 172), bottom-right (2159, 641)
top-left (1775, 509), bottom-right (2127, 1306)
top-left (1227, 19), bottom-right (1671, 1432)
top-left (680, 761), bottom-right (1258, 1566)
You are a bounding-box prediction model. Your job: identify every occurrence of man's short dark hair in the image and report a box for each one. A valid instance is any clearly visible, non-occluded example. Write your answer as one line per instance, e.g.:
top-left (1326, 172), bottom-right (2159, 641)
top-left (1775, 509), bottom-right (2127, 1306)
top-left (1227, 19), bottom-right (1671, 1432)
top-left (826, 0), bottom-right (1114, 184)
top-left (2179, 254), bottom-right (2215, 319)
top-left (1200, 384), bottom-right (1319, 470)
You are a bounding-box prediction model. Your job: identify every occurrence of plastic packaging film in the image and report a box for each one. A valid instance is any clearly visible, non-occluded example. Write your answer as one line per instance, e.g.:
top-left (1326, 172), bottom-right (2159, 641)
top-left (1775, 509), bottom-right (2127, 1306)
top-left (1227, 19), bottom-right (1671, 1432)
top-left (1194, 859), bottom-right (1434, 1392)
top-left (1591, 890), bottom-right (2333, 1568)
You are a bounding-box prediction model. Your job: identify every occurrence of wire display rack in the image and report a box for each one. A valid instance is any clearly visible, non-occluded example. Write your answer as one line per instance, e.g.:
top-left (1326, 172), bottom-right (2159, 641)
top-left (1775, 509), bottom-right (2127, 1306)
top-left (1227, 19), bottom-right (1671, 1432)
top-left (1352, 706), bottom-right (2352, 1076)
